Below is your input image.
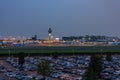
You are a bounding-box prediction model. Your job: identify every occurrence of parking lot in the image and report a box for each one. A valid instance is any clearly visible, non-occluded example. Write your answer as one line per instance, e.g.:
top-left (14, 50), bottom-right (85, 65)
top-left (99, 55), bottom-right (120, 80)
top-left (0, 55), bottom-right (91, 80)
top-left (1, 55), bottom-right (120, 80)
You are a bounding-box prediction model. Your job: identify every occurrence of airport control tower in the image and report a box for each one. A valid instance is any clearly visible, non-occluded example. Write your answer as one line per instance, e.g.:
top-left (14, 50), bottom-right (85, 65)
top-left (48, 28), bottom-right (52, 40)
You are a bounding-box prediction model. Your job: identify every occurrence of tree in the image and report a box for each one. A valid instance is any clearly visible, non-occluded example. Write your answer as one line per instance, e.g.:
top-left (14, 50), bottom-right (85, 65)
top-left (84, 55), bottom-right (103, 80)
top-left (85, 67), bottom-right (96, 80)
top-left (18, 52), bottom-right (25, 70)
top-left (106, 53), bottom-right (112, 61)
top-left (37, 60), bottom-right (52, 79)
top-left (52, 52), bottom-right (58, 59)
top-left (18, 52), bottom-right (25, 65)
top-left (90, 55), bottom-right (103, 75)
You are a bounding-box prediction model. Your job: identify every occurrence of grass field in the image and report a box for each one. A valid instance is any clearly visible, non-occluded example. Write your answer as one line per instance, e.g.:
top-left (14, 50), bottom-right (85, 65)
top-left (0, 46), bottom-right (120, 55)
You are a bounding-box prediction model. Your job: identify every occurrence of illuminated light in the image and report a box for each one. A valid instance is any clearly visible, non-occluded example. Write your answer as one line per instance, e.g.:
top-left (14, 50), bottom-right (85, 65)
top-left (55, 38), bottom-right (60, 41)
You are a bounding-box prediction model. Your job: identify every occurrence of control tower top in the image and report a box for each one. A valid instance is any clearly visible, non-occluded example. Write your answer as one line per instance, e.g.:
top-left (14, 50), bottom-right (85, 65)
top-left (48, 28), bottom-right (52, 34)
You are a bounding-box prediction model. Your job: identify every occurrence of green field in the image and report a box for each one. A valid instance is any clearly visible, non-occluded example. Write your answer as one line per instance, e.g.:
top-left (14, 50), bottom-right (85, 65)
top-left (0, 46), bottom-right (120, 55)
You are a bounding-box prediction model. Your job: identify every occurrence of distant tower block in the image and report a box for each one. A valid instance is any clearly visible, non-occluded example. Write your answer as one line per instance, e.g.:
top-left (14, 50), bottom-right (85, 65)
top-left (48, 28), bottom-right (52, 40)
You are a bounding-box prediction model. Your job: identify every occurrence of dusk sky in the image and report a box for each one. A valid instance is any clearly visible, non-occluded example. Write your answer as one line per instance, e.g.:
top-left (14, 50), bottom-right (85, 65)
top-left (0, 0), bottom-right (120, 39)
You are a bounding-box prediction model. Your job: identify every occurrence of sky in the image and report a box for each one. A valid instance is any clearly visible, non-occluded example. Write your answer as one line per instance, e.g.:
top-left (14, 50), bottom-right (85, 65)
top-left (0, 0), bottom-right (120, 39)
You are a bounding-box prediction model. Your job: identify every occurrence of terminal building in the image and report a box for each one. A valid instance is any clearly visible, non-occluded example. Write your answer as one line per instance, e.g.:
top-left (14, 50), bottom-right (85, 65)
top-left (62, 35), bottom-right (120, 46)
